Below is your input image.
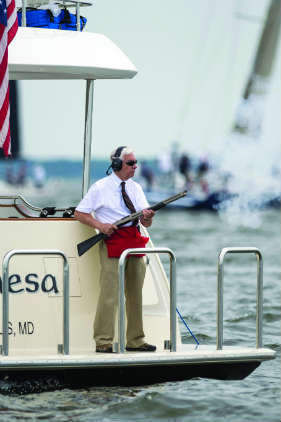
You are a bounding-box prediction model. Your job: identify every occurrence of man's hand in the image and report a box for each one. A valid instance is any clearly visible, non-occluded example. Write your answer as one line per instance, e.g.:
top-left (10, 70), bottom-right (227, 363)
top-left (140, 209), bottom-right (155, 227)
top-left (98, 222), bottom-right (118, 236)
top-left (74, 210), bottom-right (117, 236)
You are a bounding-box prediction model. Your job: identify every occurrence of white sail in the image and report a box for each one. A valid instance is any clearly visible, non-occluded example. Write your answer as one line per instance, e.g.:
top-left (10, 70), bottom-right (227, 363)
top-left (178, 0), bottom-right (272, 155)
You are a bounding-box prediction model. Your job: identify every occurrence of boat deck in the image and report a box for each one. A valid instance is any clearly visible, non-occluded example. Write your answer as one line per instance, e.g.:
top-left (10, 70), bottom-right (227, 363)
top-left (0, 344), bottom-right (275, 369)
top-left (0, 344), bottom-right (275, 387)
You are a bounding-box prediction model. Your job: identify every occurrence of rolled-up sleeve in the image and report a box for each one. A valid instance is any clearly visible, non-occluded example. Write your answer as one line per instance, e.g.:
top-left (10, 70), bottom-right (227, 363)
top-left (76, 184), bottom-right (102, 213)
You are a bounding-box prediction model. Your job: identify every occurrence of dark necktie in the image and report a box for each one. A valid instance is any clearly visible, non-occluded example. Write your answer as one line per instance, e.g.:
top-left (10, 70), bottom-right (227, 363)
top-left (121, 181), bottom-right (138, 225)
top-left (121, 181), bottom-right (136, 213)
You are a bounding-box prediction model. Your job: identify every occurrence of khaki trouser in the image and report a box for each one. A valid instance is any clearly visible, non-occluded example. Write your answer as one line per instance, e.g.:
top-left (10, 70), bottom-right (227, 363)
top-left (94, 240), bottom-right (146, 348)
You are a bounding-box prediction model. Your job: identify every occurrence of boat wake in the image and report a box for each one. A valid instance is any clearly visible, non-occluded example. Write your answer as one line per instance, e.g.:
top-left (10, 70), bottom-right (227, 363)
top-left (0, 373), bottom-right (63, 395)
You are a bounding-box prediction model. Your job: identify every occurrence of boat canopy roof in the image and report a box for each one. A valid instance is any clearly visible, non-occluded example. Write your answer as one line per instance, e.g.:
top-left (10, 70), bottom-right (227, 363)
top-left (8, 27), bottom-right (137, 80)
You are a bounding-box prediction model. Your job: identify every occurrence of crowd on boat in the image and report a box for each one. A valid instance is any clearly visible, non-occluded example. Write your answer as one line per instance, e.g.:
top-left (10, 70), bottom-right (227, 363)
top-left (136, 142), bottom-right (281, 212)
top-left (137, 143), bottom-right (229, 198)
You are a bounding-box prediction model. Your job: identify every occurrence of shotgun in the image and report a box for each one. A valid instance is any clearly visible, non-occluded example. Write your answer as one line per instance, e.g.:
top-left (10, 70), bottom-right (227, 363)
top-left (77, 190), bottom-right (187, 257)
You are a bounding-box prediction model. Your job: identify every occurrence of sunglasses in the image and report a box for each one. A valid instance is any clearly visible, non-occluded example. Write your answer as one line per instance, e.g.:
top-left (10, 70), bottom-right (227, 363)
top-left (125, 160), bottom-right (138, 166)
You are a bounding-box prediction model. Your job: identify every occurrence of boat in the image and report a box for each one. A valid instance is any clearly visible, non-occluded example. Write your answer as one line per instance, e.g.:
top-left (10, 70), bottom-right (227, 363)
top-left (144, 189), bottom-right (234, 212)
top-left (0, 1), bottom-right (276, 394)
top-left (144, 187), bottom-right (280, 212)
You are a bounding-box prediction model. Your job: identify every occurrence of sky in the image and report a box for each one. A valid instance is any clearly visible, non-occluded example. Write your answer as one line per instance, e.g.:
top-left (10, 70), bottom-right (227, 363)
top-left (15, 0), bottom-right (279, 160)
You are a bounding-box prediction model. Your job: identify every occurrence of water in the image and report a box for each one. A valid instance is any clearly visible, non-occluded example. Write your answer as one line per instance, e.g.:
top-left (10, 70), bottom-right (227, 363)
top-left (0, 164), bottom-right (280, 421)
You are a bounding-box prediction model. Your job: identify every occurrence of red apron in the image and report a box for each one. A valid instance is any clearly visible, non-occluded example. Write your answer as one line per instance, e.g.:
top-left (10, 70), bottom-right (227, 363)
top-left (104, 226), bottom-right (149, 258)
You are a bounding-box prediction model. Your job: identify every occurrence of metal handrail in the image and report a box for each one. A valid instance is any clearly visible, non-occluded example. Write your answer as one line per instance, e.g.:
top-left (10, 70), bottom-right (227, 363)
top-left (0, 195), bottom-right (76, 217)
top-left (217, 247), bottom-right (263, 350)
top-left (0, 195), bottom-right (42, 212)
top-left (19, 0), bottom-right (92, 31)
top-left (1, 249), bottom-right (69, 356)
top-left (118, 247), bottom-right (177, 353)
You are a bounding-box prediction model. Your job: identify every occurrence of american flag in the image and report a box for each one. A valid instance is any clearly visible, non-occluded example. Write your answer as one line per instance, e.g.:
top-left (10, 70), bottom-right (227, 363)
top-left (0, 0), bottom-right (18, 156)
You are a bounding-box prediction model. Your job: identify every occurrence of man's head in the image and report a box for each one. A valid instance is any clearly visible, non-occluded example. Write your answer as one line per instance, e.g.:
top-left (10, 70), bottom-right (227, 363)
top-left (110, 146), bottom-right (138, 180)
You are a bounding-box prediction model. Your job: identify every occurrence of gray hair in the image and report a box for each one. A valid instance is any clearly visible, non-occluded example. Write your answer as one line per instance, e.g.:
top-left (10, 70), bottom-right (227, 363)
top-left (110, 146), bottom-right (134, 161)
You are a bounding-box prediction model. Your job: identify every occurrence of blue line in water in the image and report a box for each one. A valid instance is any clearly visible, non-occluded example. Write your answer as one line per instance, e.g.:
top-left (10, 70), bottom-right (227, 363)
top-left (176, 307), bottom-right (200, 346)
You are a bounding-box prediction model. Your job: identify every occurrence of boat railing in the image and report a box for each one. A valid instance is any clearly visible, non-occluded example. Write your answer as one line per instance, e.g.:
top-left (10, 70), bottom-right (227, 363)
top-left (0, 194), bottom-right (42, 212)
top-left (1, 249), bottom-right (69, 356)
top-left (18, 0), bottom-right (93, 31)
top-left (217, 247), bottom-right (263, 350)
top-left (0, 195), bottom-right (75, 217)
top-left (117, 247), bottom-right (177, 353)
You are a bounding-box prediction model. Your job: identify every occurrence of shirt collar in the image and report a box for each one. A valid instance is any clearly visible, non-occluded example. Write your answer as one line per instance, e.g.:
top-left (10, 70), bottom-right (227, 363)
top-left (110, 172), bottom-right (132, 188)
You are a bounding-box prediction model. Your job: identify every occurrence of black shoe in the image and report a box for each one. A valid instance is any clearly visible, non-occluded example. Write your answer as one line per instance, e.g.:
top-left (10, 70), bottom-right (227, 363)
top-left (126, 343), bottom-right (156, 352)
top-left (96, 344), bottom-right (113, 353)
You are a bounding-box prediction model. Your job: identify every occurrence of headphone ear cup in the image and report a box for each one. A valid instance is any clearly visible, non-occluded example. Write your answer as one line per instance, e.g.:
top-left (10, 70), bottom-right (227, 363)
top-left (111, 158), bottom-right (123, 171)
top-left (111, 145), bottom-right (126, 171)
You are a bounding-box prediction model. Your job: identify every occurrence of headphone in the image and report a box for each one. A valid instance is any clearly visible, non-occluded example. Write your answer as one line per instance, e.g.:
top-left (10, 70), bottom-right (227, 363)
top-left (106, 146), bottom-right (126, 175)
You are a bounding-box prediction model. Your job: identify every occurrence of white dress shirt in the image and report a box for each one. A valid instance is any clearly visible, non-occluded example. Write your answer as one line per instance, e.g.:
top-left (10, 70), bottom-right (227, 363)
top-left (76, 172), bottom-right (149, 225)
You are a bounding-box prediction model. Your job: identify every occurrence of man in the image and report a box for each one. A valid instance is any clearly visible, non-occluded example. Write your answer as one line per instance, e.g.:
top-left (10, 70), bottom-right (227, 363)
top-left (74, 146), bottom-right (156, 353)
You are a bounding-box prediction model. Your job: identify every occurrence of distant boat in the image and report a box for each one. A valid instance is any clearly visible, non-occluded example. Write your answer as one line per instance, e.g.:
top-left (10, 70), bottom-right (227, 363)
top-left (145, 188), bottom-right (233, 211)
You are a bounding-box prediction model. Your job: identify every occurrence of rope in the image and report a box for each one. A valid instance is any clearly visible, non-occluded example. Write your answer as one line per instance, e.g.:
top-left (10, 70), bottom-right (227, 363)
top-left (176, 307), bottom-right (200, 346)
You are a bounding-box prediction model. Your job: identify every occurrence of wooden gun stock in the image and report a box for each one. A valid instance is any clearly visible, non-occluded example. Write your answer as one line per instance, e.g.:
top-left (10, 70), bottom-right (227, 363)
top-left (77, 190), bottom-right (187, 257)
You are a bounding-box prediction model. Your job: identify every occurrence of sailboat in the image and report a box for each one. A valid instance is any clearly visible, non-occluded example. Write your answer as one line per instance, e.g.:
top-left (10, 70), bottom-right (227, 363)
top-left (0, 1), bottom-right (276, 393)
